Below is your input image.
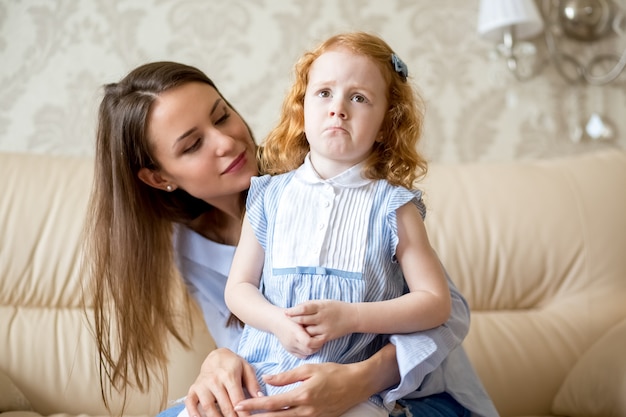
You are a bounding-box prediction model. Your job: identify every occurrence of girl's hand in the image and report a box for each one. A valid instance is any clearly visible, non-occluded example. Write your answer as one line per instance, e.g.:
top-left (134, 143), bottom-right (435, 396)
top-left (184, 348), bottom-right (262, 417)
top-left (233, 362), bottom-right (371, 417)
top-left (285, 300), bottom-right (355, 343)
top-left (274, 313), bottom-right (324, 358)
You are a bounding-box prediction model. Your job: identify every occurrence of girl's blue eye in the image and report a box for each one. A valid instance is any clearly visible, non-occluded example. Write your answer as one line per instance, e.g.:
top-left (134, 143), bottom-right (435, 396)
top-left (352, 94), bottom-right (366, 103)
top-left (319, 90), bottom-right (331, 98)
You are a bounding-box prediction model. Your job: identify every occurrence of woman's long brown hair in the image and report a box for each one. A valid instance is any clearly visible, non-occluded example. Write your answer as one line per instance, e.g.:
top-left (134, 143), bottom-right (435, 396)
top-left (82, 62), bottom-right (236, 414)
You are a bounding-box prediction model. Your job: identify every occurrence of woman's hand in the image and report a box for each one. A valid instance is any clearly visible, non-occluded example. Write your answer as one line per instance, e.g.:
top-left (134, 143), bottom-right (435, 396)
top-left (184, 348), bottom-right (262, 417)
top-left (233, 346), bottom-right (398, 417)
top-left (236, 363), bottom-right (362, 417)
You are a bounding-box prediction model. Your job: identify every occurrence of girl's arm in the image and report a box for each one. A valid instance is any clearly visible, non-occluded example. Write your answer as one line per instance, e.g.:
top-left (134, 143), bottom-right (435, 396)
top-left (224, 215), bottom-right (321, 358)
top-left (223, 215), bottom-right (271, 328)
top-left (286, 202), bottom-right (451, 340)
top-left (356, 201), bottom-right (451, 333)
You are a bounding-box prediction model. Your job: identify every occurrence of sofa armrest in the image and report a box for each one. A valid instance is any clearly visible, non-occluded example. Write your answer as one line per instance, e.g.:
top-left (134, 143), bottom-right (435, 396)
top-left (552, 316), bottom-right (626, 416)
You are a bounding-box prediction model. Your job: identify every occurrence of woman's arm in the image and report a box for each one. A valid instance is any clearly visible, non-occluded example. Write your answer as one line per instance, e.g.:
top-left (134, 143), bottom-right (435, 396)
top-left (242, 274), bottom-right (470, 414)
top-left (189, 272), bottom-right (468, 417)
top-left (381, 276), bottom-right (470, 405)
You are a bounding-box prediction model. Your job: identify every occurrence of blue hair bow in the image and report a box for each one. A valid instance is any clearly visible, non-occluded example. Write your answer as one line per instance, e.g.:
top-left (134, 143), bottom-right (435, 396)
top-left (391, 53), bottom-right (408, 81)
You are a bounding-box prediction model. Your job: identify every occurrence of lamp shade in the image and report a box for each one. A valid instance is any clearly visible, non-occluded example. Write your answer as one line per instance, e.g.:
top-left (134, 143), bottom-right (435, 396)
top-left (478, 0), bottom-right (545, 41)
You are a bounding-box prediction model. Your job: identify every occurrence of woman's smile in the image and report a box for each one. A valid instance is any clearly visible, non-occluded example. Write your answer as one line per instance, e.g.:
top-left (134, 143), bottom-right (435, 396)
top-left (222, 151), bottom-right (248, 175)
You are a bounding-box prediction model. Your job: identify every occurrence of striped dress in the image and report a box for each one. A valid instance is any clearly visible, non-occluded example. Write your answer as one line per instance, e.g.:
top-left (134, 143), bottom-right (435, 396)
top-left (239, 156), bottom-right (424, 401)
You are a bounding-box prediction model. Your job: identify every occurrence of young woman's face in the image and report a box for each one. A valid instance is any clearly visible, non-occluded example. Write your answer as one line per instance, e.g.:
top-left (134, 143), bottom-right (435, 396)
top-left (303, 47), bottom-right (388, 178)
top-left (146, 82), bottom-right (258, 206)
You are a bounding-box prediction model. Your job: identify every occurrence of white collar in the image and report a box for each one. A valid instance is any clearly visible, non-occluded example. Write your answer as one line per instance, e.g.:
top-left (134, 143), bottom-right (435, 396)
top-left (294, 153), bottom-right (373, 188)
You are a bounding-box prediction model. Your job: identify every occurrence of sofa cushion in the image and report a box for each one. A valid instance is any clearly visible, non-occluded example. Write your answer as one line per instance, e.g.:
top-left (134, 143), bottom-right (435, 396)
top-left (1, 153), bottom-right (216, 416)
top-left (421, 149), bottom-right (626, 416)
top-left (0, 369), bottom-right (32, 412)
top-left (552, 317), bottom-right (626, 416)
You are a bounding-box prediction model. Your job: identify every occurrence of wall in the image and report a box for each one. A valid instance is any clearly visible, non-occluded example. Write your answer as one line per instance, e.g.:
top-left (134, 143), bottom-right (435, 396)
top-left (1, 0), bottom-right (624, 162)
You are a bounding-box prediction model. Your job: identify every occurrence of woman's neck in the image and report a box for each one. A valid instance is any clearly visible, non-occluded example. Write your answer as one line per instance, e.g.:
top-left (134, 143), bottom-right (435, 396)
top-left (188, 194), bottom-right (246, 246)
top-left (189, 210), bottom-right (243, 246)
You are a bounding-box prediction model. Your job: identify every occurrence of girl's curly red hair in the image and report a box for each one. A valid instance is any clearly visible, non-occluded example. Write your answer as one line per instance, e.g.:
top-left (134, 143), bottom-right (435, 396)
top-left (259, 31), bottom-right (428, 189)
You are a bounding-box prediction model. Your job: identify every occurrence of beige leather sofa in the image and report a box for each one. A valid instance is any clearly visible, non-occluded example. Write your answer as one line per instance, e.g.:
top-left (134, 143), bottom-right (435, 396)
top-left (2, 149), bottom-right (625, 417)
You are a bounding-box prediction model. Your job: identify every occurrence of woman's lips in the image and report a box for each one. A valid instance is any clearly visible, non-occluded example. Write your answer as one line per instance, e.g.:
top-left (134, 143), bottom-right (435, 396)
top-left (222, 152), bottom-right (247, 174)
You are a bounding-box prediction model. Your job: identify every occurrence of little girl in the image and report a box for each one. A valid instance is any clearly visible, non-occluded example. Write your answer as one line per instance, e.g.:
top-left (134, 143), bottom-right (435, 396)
top-left (225, 32), bottom-right (451, 417)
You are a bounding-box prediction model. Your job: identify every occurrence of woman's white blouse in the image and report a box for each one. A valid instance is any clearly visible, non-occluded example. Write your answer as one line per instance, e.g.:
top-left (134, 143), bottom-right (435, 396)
top-left (173, 226), bottom-right (241, 352)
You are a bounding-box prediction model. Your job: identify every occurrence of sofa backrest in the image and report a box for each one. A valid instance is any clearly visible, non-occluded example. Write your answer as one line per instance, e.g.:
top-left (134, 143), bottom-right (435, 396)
top-left (419, 149), bottom-right (626, 415)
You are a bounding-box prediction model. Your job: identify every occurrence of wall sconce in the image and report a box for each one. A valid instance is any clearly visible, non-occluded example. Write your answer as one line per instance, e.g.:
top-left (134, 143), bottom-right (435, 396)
top-left (477, 0), bottom-right (545, 80)
top-left (478, 0), bottom-right (626, 85)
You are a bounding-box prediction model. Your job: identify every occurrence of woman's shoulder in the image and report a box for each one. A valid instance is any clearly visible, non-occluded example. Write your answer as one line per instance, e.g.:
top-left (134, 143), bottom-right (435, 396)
top-left (173, 224), bottom-right (236, 264)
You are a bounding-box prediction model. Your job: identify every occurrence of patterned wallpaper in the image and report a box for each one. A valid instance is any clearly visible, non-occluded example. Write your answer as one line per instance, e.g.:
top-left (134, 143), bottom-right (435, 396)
top-left (1, 0), bottom-right (624, 162)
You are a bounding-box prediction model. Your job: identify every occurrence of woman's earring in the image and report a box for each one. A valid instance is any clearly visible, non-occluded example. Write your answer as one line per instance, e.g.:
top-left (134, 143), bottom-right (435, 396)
top-left (166, 185), bottom-right (173, 191)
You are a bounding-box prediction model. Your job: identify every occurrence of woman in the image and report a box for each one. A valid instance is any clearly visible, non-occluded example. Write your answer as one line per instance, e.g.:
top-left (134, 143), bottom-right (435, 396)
top-left (84, 60), bottom-right (496, 417)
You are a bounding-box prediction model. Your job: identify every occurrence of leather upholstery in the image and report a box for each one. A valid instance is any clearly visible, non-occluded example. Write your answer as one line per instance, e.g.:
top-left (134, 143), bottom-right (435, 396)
top-left (2, 150), bottom-right (625, 417)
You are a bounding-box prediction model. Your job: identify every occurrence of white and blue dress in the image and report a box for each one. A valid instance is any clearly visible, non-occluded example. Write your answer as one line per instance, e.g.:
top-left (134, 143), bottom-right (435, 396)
top-left (238, 156), bottom-right (424, 405)
top-left (175, 157), bottom-right (499, 416)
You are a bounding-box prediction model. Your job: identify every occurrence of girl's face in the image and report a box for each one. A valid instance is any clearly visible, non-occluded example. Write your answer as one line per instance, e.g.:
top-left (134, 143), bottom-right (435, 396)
top-left (303, 47), bottom-right (388, 179)
top-left (144, 82), bottom-right (258, 207)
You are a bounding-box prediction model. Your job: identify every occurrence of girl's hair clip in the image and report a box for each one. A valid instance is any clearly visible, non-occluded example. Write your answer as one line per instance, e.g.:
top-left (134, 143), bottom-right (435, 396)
top-left (391, 53), bottom-right (408, 81)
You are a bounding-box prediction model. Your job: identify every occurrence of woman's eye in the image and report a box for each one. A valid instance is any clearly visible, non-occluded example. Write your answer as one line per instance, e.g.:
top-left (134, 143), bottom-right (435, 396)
top-left (215, 110), bottom-right (231, 125)
top-left (183, 138), bottom-right (202, 154)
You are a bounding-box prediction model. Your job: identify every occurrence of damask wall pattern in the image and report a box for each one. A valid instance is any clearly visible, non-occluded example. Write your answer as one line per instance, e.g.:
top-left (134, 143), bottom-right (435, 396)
top-left (1, 0), bottom-right (624, 162)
